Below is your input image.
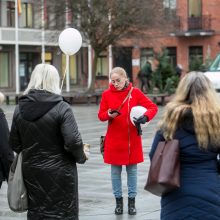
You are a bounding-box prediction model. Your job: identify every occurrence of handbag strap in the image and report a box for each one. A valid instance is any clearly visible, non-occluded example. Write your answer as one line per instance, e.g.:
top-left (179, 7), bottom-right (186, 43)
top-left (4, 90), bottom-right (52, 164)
top-left (117, 87), bottom-right (133, 112)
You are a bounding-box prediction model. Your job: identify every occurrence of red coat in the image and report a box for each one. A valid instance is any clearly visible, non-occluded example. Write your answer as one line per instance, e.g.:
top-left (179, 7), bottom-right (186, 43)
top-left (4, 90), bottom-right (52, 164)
top-left (98, 83), bottom-right (158, 165)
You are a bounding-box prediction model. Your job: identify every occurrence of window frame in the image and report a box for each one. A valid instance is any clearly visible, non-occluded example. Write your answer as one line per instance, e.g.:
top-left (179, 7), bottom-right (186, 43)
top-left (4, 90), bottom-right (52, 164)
top-left (0, 52), bottom-right (10, 88)
top-left (20, 2), bottom-right (33, 28)
top-left (7, 1), bottom-right (15, 27)
top-left (140, 48), bottom-right (154, 68)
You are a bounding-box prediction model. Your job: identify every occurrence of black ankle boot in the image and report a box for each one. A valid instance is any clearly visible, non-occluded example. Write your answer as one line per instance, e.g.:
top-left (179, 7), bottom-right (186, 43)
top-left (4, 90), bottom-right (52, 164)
top-left (115, 197), bottom-right (123, 215)
top-left (128, 197), bottom-right (136, 215)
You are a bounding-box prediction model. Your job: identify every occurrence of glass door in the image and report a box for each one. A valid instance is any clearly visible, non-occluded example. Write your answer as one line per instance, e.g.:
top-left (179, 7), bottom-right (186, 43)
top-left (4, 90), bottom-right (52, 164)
top-left (19, 53), bottom-right (39, 91)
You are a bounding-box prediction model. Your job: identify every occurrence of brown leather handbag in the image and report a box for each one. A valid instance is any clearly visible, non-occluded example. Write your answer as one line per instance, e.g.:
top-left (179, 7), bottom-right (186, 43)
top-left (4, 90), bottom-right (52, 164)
top-left (144, 139), bottom-right (180, 196)
top-left (100, 136), bottom-right (105, 156)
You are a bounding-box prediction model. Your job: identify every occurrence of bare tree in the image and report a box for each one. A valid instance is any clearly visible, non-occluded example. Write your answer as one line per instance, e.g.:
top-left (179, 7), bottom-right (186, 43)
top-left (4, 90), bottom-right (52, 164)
top-left (45, 0), bottom-right (165, 92)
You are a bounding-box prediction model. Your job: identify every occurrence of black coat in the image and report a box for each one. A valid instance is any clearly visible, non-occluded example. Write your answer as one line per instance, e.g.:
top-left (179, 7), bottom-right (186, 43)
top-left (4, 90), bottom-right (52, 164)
top-left (0, 109), bottom-right (14, 187)
top-left (9, 90), bottom-right (87, 220)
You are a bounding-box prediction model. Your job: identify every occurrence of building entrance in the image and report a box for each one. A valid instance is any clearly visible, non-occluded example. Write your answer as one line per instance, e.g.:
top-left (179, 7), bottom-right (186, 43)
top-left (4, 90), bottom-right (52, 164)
top-left (19, 52), bottom-right (40, 91)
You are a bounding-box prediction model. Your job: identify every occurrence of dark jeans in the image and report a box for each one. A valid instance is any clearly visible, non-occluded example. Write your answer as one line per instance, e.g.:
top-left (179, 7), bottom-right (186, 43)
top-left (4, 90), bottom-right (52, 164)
top-left (140, 77), bottom-right (151, 92)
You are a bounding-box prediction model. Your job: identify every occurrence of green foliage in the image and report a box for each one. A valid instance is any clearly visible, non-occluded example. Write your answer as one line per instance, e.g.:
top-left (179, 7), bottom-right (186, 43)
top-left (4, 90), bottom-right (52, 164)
top-left (163, 75), bottom-right (179, 94)
top-left (202, 56), bottom-right (213, 72)
top-left (151, 49), bottom-right (178, 94)
top-left (189, 55), bottom-right (203, 72)
top-left (189, 55), bottom-right (214, 72)
top-left (189, 55), bottom-right (213, 72)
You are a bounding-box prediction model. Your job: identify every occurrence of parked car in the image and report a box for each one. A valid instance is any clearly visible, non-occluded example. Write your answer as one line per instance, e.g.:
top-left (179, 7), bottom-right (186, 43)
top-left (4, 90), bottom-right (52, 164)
top-left (204, 53), bottom-right (220, 92)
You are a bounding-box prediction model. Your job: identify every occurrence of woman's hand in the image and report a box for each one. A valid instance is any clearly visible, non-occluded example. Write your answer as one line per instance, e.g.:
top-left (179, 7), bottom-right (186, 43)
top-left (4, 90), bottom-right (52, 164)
top-left (83, 143), bottom-right (90, 160)
top-left (108, 109), bottom-right (120, 118)
top-left (133, 115), bottom-right (148, 124)
top-left (133, 115), bottom-right (149, 136)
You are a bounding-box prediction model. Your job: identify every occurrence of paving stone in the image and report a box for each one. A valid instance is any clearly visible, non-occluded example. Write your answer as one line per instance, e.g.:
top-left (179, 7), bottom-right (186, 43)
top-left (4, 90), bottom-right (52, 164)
top-left (0, 104), bottom-right (163, 220)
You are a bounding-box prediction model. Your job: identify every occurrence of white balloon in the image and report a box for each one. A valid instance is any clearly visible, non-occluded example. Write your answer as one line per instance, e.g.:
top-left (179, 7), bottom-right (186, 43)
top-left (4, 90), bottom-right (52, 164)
top-left (130, 106), bottom-right (149, 128)
top-left (58, 28), bottom-right (82, 55)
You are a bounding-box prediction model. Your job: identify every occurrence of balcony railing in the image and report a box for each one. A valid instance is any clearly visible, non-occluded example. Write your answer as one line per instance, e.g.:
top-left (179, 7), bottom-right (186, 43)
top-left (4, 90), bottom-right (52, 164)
top-left (0, 27), bottom-right (63, 46)
top-left (173, 15), bottom-right (212, 32)
top-left (188, 15), bottom-right (211, 30)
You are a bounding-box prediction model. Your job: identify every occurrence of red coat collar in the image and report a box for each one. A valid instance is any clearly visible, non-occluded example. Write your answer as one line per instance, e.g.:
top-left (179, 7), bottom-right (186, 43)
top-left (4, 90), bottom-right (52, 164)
top-left (109, 82), bottom-right (132, 92)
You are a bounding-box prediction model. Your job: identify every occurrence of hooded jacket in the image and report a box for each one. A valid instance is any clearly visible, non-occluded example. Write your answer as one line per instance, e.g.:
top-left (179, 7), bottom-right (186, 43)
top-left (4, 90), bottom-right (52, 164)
top-left (0, 109), bottom-right (14, 186)
top-left (9, 90), bottom-right (86, 220)
top-left (98, 83), bottom-right (158, 165)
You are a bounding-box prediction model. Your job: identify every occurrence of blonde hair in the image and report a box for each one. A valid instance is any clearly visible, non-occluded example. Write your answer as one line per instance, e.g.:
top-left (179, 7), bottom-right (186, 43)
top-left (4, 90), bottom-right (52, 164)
top-left (110, 67), bottom-right (128, 79)
top-left (0, 92), bottom-right (5, 104)
top-left (24, 64), bottom-right (61, 95)
top-left (159, 71), bottom-right (220, 149)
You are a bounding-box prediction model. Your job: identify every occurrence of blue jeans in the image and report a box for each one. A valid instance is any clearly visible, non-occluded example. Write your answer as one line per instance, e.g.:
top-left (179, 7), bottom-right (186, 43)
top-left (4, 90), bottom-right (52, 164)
top-left (111, 164), bottom-right (137, 198)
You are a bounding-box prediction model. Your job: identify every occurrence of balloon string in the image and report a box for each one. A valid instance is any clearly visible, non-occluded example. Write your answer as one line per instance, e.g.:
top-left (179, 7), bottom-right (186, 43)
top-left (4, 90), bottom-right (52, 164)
top-left (60, 64), bottom-right (67, 91)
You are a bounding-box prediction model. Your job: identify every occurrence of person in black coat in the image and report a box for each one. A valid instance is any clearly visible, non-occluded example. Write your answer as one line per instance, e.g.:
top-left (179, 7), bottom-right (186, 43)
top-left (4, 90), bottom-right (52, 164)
top-left (0, 92), bottom-right (14, 189)
top-left (176, 64), bottom-right (183, 78)
top-left (9, 64), bottom-right (88, 220)
top-left (137, 59), bottom-right (152, 92)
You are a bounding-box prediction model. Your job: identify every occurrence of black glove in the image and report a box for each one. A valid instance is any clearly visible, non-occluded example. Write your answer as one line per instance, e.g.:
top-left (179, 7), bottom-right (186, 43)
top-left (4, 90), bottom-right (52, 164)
top-left (133, 115), bottom-right (148, 124)
top-left (133, 115), bottom-right (148, 136)
top-left (134, 121), bottom-right (142, 136)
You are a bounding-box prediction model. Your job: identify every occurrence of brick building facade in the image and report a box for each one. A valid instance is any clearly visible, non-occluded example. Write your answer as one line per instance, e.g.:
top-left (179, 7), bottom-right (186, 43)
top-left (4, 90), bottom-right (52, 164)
top-left (127, 0), bottom-right (220, 87)
top-left (1, 0), bottom-right (220, 92)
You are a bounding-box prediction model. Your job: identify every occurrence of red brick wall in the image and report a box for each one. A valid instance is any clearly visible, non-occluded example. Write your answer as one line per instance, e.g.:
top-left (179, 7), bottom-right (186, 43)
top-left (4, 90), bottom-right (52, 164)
top-left (132, 48), bottom-right (140, 87)
top-left (98, 0), bottom-right (220, 87)
top-left (120, 0), bottom-right (220, 79)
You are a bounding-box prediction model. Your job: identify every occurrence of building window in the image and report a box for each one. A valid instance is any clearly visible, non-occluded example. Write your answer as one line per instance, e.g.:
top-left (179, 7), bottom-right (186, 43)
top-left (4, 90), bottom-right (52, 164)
top-left (44, 52), bottom-right (52, 64)
top-left (46, 9), bottom-right (56, 30)
top-left (163, 0), bottom-right (176, 9)
top-left (188, 0), bottom-right (202, 17)
top-left (70, 55), bottom-right (77, 84)
top-left (7, 1), bottom-right (15, 27)
top-left (19, 53), bottom-right (37, 91)
top-left (20, 3), bottom-right (33, 28)
top-left (189, 46), bottom-right (203, 71)
top-left (55, 11), bottom-right (65, 30)
top-left (0, 52), bottom-right (9, 87)
top-left (140, 48), bottom-right (154, 68)
top-left (96, 55), bottom-right (108, 77)
top-left (163, 0), bottom-right (176, 19)
top-left (166, 47), bottom-right (177, 68)
top-left (0, 2), bottom-right (1, 26)
top-left (62, 54), bottom-right (77, 85)
top-left (188, 0), bottom-right (202, 30)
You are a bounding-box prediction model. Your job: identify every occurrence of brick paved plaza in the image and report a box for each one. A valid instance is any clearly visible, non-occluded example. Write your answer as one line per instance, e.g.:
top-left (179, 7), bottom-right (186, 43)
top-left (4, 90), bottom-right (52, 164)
top-left (0, 104), bottom-right (162, 220)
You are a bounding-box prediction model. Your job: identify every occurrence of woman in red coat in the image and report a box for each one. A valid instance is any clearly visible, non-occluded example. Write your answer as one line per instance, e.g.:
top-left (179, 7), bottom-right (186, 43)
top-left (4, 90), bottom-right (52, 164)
top-left (98, 67), bottom-right (158, 215)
